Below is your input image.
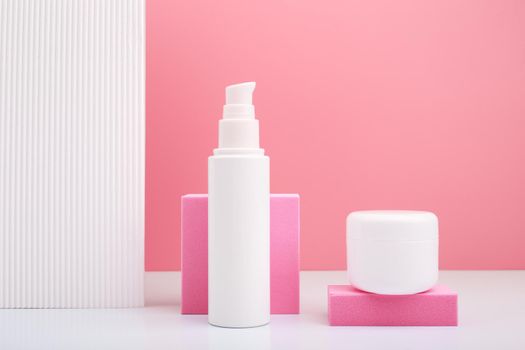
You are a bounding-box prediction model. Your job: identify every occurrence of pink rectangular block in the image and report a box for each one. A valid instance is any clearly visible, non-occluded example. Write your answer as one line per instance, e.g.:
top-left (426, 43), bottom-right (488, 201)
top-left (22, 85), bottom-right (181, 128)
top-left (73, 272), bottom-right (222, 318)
top-left (181, 194), bottom-right (300, 314)
top-left (328, 285), bottom-right (458, 326)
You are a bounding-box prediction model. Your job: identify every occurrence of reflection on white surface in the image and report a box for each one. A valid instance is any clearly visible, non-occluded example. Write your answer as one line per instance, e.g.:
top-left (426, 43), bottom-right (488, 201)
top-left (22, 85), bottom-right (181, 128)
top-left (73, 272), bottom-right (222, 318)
top-left (1, 271), bottom-right (524, 350)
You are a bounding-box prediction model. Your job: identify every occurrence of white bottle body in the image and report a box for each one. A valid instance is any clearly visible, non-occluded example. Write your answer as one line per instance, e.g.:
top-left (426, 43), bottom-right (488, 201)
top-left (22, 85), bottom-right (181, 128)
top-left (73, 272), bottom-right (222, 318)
top-left (208, 151), bottom-right (270, 328)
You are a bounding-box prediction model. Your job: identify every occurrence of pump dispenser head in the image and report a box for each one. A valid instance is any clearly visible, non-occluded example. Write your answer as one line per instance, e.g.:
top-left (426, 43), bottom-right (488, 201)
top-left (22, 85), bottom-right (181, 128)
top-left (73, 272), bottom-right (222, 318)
top-left (223, 82), bottom-right (256, 119)
top-left (226, 82), bottom-right (255, 105)
top-left (218, 82), bottom-right (261, 150)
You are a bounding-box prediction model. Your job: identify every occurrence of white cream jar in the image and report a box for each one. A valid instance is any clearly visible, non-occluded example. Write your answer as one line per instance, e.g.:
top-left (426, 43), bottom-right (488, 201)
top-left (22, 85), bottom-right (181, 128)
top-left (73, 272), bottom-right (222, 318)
top-left (347, 211), bottom-right (439, 295)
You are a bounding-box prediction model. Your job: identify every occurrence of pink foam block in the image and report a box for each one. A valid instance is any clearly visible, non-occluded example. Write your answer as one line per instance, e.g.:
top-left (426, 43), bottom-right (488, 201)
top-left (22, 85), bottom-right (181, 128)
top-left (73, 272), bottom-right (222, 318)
top-left (328, 285), bottom-right (458, 326)
top-left (181, 194), bottom-right (300, 314)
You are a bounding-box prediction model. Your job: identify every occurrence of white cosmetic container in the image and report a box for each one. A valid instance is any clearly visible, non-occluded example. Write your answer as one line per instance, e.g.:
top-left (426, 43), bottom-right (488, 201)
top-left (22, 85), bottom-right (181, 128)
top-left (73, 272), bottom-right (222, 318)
top-left (208, 82), bottom-right (270, 327)
top-left (347, 211), bottom-right (438, 295)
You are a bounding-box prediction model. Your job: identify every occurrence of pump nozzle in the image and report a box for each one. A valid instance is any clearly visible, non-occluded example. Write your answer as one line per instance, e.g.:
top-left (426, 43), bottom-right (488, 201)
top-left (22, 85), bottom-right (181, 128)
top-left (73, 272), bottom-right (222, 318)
top-left (226, 82), bottom-right (256, 105)
top-left (218, 81), bottom-right (260, 149)
top-left (223, 82), bottom-right (256, 119)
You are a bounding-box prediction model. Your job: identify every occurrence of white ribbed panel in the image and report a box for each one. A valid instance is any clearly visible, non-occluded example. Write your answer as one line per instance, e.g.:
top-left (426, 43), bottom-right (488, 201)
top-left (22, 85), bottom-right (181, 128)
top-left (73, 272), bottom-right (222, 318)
top-left (0, 0), bottom-right (144, 308)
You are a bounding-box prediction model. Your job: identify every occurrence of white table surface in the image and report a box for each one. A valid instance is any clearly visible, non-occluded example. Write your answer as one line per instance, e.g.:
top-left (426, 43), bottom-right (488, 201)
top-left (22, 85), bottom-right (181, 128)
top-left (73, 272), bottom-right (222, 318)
top-left (1, 271), bottom-right (524, 350)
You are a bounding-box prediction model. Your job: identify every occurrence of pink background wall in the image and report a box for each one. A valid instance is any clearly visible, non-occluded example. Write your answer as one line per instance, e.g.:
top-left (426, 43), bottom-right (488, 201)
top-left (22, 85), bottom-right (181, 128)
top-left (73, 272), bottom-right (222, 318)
top-left (146, 0), bottom-right (525, 270)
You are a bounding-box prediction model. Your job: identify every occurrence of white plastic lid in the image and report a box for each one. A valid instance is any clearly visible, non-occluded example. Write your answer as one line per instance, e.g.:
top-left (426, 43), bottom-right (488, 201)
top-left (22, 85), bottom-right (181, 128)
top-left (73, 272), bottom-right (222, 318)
top-left (347, 210), bottom-right (438, 241)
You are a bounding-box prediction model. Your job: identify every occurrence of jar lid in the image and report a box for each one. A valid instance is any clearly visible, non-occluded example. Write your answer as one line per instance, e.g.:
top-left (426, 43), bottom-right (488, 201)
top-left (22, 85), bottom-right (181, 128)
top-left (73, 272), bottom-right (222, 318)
top-left (347, 210), bottom-right (438, 241)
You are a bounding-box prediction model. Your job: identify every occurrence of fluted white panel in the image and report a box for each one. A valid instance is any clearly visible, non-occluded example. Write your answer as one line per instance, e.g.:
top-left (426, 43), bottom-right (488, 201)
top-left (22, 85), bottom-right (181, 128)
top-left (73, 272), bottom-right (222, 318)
top-left (0, 0), bottom-right (144, 308)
